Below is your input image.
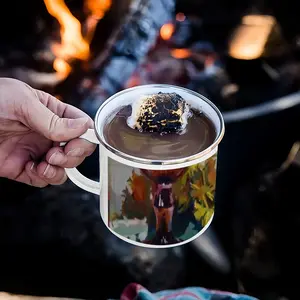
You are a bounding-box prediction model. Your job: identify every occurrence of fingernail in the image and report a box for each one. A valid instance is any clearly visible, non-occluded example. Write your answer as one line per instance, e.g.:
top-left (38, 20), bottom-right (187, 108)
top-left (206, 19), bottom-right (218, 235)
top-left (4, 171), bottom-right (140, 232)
top-left (43, 164), bottom-right (56, 179)
top-left (68, 117), bottom-right (89, 129)
top-left (67, 148), bottom-right (85, 157)
top-left (49, 151), bottom-right (67, 165)
top-left (30, 162), bottom-right (35, 171)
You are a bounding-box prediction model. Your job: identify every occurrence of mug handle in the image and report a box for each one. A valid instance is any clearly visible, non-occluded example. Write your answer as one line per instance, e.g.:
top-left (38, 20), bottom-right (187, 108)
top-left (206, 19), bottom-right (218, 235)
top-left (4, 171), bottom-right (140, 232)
top-left (60, 129), bottom-right (100, 195)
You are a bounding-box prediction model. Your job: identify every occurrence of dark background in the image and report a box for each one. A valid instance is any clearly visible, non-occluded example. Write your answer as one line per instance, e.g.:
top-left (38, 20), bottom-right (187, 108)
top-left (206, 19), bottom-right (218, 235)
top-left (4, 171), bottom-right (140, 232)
top-left (1, 0), bottom-right (300, 299)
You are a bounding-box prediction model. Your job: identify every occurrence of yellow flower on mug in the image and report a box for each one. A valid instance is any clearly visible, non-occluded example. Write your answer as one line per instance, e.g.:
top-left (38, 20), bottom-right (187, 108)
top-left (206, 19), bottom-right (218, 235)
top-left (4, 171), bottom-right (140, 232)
top-left (194, 201), bottom-right (214, 226)
top-left (191, 182), bottom-right (214, 208)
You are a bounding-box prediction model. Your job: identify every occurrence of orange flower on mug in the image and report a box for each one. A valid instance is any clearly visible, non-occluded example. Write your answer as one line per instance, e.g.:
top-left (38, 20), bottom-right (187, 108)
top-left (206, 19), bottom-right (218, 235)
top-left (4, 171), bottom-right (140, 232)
top-left (129, 171), bottom-right (148, 202)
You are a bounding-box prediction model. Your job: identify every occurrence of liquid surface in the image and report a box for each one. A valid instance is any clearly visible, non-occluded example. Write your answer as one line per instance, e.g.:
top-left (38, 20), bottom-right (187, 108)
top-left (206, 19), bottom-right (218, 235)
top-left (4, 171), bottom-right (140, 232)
top-left (103, 105), bottom-right (216, 160)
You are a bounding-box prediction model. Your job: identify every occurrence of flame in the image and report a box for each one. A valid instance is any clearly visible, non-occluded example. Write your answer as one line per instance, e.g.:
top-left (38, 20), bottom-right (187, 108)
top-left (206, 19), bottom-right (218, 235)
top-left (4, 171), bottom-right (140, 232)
top-left (44, 0), bottom-right (89, 77)
top-left (170, 48), bottom-right (191, 59)
top-left (53, 58), bottom-right (72, 79)
top-left (229, 15), bottom-right (276, 60)
top-left (44, 0), bottom-right (111, 79)
top-left (84, 0), bottom-right (112, 43)
top-left (160, 23), bottom-right (175, 41)
top-left (86, 0), bottom-right (111, 18)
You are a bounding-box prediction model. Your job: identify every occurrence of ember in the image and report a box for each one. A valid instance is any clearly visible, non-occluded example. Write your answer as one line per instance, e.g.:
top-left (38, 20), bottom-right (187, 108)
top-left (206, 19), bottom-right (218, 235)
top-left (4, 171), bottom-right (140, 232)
top-left (123, 10), bottom-right (300, 112)
top-left (160, 23), bottom-right (175, 41)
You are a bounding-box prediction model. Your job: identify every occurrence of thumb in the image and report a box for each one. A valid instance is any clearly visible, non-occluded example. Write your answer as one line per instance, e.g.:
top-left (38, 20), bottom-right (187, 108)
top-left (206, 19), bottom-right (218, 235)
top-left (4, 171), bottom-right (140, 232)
top-left (25, 91), bottom-right (90, 142)
top-left (43, 114), bottom-right (90, 142)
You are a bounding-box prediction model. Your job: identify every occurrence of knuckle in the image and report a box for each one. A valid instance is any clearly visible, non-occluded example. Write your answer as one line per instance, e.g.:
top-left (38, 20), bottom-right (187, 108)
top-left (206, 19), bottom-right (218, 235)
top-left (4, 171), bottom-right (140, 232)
top-left (48, 115), bottom-right (64, 141)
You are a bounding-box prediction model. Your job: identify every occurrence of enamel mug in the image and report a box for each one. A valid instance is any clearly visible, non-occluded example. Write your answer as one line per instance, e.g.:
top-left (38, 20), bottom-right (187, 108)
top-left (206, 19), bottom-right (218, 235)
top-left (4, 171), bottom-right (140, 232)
top-left (64, 84), bottom-right (225, 248)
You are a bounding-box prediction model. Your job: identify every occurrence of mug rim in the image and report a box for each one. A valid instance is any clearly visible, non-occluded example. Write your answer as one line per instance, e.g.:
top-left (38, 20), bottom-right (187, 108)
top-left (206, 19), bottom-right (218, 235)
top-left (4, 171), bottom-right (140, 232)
top-left (94, 84), bottom-right (225, 166)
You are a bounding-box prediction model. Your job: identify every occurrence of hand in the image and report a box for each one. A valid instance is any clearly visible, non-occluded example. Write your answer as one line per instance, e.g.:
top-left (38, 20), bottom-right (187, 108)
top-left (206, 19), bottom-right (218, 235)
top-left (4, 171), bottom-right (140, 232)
top-left (0, 78), bottom-right (96, 187)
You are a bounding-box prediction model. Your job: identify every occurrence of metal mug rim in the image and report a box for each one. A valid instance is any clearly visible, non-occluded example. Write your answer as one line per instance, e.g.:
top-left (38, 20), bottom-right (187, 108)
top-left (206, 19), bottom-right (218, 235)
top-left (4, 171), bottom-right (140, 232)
top-left (94, 84), bottom-right (225, 166)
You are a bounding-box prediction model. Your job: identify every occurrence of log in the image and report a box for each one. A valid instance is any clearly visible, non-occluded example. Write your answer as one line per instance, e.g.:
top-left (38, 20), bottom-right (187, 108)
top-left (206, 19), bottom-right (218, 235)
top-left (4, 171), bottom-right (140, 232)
top-left (78, 0), bottom-right (176, 117)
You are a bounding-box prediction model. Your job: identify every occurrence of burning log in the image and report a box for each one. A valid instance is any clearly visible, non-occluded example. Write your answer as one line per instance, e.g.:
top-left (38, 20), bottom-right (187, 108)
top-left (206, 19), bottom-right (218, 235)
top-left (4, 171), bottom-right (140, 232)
top-left (77, 0), bottom-right (176, 117)
top-left (43, 0), bottom-right (112, 80)
top-left (0, 0), bottom-right (114, 91)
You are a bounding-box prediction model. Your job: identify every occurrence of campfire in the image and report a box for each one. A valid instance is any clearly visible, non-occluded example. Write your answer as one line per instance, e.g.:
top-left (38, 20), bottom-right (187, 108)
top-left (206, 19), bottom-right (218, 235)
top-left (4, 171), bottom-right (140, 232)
top-left (43, 0), bottom-right (111, 80)
top-left (0, 0), bottom-right (299, 114)
top-left (0, 0), bottom-right (117, 92)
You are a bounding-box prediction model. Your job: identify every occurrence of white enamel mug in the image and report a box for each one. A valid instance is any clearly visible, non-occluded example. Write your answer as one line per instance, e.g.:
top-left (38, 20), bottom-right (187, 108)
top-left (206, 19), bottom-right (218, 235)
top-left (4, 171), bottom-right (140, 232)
top-left (64, 84), bottom-right (225, 248)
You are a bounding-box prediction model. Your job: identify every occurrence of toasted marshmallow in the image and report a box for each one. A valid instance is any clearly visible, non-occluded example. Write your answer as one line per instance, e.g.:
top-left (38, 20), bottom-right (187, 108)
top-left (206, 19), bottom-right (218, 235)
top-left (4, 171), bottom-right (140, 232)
top-left (127, 92), bottom-right (191, 134)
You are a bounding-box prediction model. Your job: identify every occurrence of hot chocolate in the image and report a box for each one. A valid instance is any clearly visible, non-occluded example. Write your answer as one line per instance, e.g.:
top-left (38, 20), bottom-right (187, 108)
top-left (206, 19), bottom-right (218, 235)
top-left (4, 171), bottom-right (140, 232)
top-left (103, 92), bottom-right (216, 160)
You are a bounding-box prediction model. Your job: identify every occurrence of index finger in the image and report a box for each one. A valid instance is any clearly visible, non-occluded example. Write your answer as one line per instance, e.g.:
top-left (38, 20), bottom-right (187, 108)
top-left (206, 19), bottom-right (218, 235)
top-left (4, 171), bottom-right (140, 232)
top-left (63, 103), bottom-right (93, 123)
top-left (35, 89), bottom-right (94, 127)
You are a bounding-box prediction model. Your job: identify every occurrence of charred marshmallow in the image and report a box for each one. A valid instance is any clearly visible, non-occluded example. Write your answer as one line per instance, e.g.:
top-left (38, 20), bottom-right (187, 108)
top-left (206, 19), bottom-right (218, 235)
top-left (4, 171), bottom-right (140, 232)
top-left (127, 92), bottom-right (191, 134)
